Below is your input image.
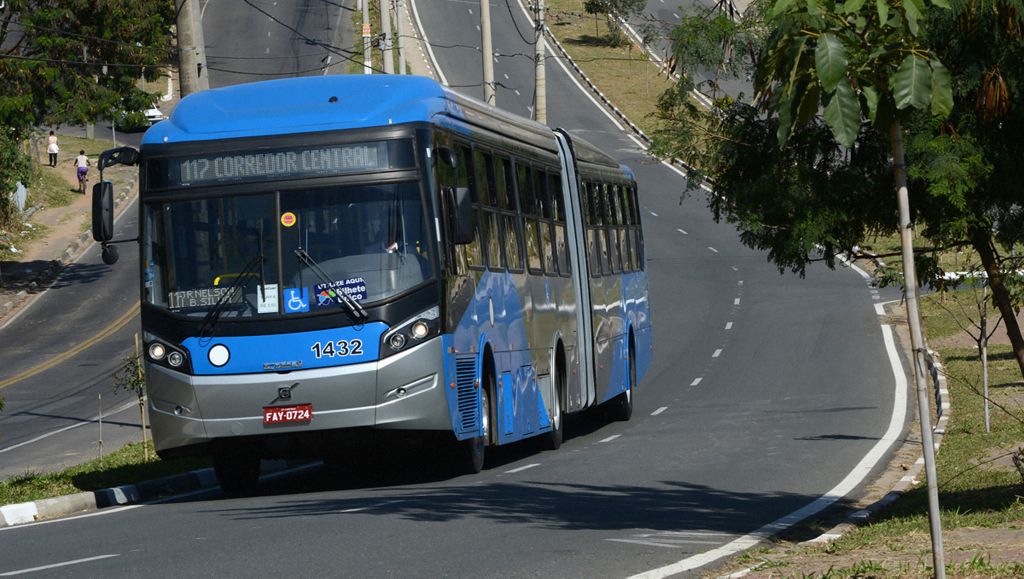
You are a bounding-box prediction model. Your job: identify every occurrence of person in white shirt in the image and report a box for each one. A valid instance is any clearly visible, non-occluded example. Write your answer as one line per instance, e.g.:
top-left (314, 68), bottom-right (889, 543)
top-left (47, 131), bottom-right (59, 167)
top-left (75, 150), bottom-right (91, 193)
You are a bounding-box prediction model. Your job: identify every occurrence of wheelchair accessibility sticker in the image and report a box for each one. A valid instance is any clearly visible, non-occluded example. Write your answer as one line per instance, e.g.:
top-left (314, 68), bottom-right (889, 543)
top-left (284, 287), bottom-right (309, 313)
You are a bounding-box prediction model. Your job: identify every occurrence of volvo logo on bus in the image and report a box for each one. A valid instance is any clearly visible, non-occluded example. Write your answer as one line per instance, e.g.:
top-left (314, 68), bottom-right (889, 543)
top-left (263, 360), bottom-right (303, 371)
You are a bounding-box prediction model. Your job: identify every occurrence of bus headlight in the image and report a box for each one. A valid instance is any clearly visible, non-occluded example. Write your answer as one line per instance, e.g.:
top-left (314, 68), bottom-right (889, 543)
top-left (411, 321), bottom-right (430, 340)
top-left (148, 342), bottom-right (167, 361)
top-left (380, 306), bottom-right (440, 359)
top-left (144, 335), bottom-right (191, 373)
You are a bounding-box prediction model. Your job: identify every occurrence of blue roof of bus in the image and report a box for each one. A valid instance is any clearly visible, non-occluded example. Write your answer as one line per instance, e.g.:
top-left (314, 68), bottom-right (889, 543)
top-left (142, 75), bottom-right (460, 145)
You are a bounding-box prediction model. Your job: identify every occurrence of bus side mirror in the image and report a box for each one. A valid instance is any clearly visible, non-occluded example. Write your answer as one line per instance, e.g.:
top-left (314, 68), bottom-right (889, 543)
top-left (448, 186), bottom-right (475, 245)
top-left (92, 181), bottom-right (115, 242)
top-left (437, 147), bottom-right (456, 169)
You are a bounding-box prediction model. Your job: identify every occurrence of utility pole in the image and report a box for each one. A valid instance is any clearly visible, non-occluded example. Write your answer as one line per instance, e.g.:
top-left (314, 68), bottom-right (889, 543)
top-left (891, 121), bottom-right (946, 579)
top-left (177, 0), bottom-right (209, 97)
top-left (362, 0), bottom-right (372, 74)
top-left (480, 0), bottom-right (495, 105)
top-left (533, 0), bottom-right (546, 124)
top-left (380, 0), bottom-right (394, 74)
top-left (395, 0), bottom-right (407, 74)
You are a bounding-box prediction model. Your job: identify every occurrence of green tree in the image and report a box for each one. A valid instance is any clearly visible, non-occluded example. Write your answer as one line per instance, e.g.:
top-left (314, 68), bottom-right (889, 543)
top-left (583, 0), bottom-right (647, 44)
top-left (0, 0), bottom-right (175, 140)
top-left (653, 0), bottom-right (1024, 380)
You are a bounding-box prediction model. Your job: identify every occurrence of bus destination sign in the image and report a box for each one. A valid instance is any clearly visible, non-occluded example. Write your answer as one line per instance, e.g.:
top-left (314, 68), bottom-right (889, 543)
top-left (161, 142), bottom-right (392, 188)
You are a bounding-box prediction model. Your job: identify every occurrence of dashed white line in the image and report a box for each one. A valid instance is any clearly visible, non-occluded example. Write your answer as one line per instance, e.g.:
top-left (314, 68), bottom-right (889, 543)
top-left (504, 463), bottom-right (541, 474)
top-left (599, 434), bottom-right (621, 443)
top-left (707, 246), bottom-right (719, 253)
top-left (730, 266), bottom-right (739, 271)
top-left (0, 555), bottom-right (120, 576)
top-left (649, 211), bottom-right (658, 217)
top-left (651, 406), bottom-right (667, 416)
top-left (737, 280), bottom-right (743, 286)
top-left (673, 12), bottom-right (680, 18)
top-left (690, 377), bottom-right (702, 386)
top-left (503, 73), bottom-right (509, 79)
top-left (514, 89), bottom-right (520, 96)
top-left (712, 349), bottom-right (722, 358)
top-left (733, 298), bottom-right (741, 305)
top-left (725, 322), bottom-right (733, 330)
top-left (677, 228), bottom-right (687, 235)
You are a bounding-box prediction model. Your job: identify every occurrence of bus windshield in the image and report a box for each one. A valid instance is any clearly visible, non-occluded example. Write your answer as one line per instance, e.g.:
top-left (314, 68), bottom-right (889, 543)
top-left (144, 182), bottom-right (432, 317)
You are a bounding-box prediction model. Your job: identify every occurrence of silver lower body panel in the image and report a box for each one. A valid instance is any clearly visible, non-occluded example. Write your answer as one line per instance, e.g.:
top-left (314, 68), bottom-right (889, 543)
top-left (146, 337), bottom-right (450, 454)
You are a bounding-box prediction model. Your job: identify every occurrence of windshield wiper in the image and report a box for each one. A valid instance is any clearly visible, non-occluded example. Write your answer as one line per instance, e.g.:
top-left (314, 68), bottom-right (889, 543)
top-left (198, 251), bottom-right (265, 342)
top-left (293, 248), bottom-right (368, 320)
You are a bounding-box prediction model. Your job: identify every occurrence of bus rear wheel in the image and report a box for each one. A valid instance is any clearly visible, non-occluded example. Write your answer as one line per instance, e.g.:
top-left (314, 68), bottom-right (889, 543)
top-left (214, 449), bottom-right (261, 494)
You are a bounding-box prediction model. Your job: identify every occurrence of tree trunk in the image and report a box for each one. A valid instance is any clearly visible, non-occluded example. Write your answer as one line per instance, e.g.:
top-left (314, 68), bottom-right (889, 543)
top-left (971, 228), bottom-right (1024, 380)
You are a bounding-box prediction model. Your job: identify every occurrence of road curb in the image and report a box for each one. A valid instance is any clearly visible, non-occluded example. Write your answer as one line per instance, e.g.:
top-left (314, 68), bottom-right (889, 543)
top-left (0, 460), bottom-right (301, 528)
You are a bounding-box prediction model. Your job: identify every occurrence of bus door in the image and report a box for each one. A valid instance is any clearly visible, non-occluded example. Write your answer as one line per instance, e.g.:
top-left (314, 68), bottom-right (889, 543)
top-left (554, 130), bottom-right (596, 410)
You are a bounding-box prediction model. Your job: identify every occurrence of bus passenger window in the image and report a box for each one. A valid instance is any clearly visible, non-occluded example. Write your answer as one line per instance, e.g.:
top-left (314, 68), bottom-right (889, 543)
top-left (525, 218), bottom-right (543, 273)
top-left (459, 145), bottom-right (484, 271)
top-left (483, 211), bottom-right (502, 270)
top-left (474, 150), bottom-right (493, 206)
top-left (495, 157), bottom-right (512, 210)
top-left (542, 221), bottom-right (555, 274)
top-left (555, 224), bottom-right (570, 275)
top-left (504, 215), bottom-right (523, 271)
top-left (517, 164), bottom-right (535, 216)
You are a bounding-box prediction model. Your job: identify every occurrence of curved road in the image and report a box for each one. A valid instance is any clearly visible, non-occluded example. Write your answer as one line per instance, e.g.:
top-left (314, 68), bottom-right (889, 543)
top-left (0, 0), bottom-right (909, 576)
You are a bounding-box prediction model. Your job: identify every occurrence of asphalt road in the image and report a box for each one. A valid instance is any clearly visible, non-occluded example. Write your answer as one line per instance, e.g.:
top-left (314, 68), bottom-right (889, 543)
top-left (0, 0), bottom-right (910, 576)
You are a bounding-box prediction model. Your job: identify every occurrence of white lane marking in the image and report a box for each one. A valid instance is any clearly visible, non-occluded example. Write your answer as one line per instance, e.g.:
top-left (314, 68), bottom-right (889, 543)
top-left (733, 298), bottom-right (741, 305)
top-left (265, 47), bottom-right (270, 54)
top-left (515, 89), bottom-right (521, 96)
top-left (267, 30), bottom-right (271, 37)
top-left (673, 12), bottom-right (680, 18)
top-left (599, 434), bottom-right (621, 443)
top-left (505, 463), bottom-right (541, 474)
top-left (707, 246), bottom-right (718, 253)
top-left (0, 400), bottom-right (135, 454)
top-left (730, 266), bottom-right (739, 271)
top-left (875, 299), bottom-right (898, 317)
top-left (468, 7), bottom-right (473, 13)
top-left (627, 134), bottom-right (648, 149)
top-left (677, 228), bottom-right (687, 235)
top-left (503, 73), bottom-right (509, 79)
top-left (848, 260), bottom-right (872, 280)
top-left (725, 322), bottom-right (733, 330)
top-left (712, 349), bottom-right (722, 358)
top-left (631, 324), bottom-right (908, 578)
top-left (651, 406), bottom-right (667, 416)
top-left (738, 280), bottom-right (743, 286)
top-left (0, 554), bottom-right (120, 576)
top-left (649, 211), bottom-right (658, 217)
top-left (690, 377), bottom-right (702, 386)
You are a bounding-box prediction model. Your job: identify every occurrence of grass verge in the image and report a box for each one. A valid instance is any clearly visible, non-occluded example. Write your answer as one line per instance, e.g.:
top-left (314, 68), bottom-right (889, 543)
top-left (724, 289), bottom-right (1024, 577)
top-left (0, 441), bottom-right (209, 506)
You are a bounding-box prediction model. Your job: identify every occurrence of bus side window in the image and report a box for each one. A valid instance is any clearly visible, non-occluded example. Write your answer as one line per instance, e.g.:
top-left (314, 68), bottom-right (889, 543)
top-left (546, 171), bottom-right (562, 275)
top-left (620, 184), bottom-right (633, 272)
top-left (552, 175), bottom-right (570, 276)
top-left (608, 185), bottom-right (621, 275)
top-left (536, 169), bottom-right (556, 275)
top-left (475, 150), bottom-right (502, 271)
top-left (497, 156), bottom-right (523, 272)
top-left (518, 164), bottom-right (543, 275)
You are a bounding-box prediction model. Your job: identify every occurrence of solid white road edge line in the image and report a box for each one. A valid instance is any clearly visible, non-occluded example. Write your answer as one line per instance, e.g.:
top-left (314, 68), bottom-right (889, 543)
top-left (598, 434), bottom-right (621, 443)
top-left (630, 324), bottom-right (908, 578)
top-left (505, 463), bottom-right (541, 474)
top-left (0, 554), bottom-right (120, 576)
top-left (408, 0), bottom-right (450, 86)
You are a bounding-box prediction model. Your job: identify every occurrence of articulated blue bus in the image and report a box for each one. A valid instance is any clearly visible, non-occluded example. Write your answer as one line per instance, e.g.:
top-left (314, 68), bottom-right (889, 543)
top-left (93, 75), bottom-right (652, 491)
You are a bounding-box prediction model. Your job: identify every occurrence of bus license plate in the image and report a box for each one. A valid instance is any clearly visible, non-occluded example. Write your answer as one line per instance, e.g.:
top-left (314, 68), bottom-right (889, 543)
top-left (263, 403), bottom-right (313, 426)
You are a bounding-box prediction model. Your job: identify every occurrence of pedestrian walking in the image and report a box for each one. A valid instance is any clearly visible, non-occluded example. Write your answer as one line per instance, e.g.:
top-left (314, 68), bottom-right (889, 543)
top-left (74, 150), bottom-right (91, 194)
top-left (47, 131), bottom-right (59, 167)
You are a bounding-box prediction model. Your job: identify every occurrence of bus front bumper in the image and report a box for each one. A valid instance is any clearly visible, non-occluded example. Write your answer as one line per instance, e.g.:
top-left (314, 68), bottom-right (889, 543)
top-left (145, 337), bottom-right (451, 454)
